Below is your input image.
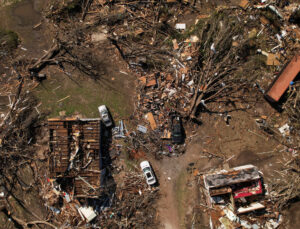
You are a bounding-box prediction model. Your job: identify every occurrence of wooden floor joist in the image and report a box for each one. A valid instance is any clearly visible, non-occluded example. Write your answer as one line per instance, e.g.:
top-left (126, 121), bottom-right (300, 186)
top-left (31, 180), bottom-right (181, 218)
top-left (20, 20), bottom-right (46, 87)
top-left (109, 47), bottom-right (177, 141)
top-left (48, 118), bottom-right (102, 196)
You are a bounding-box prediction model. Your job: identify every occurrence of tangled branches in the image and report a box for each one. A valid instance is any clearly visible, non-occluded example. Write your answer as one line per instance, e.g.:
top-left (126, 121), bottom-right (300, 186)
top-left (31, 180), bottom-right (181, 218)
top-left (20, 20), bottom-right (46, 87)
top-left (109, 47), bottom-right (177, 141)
top-left (28, 39), bottom-right (100, 80)
top-left (282, 80), bottom-right (300, 130)
top-left (189, 12), bottom-right (257, 117)
top-left (0, 83), bottom-right (40, 174)
top-left (270, 157), bottom-right (300, 210)
top-left (95, 172), bottom-right (159, 228)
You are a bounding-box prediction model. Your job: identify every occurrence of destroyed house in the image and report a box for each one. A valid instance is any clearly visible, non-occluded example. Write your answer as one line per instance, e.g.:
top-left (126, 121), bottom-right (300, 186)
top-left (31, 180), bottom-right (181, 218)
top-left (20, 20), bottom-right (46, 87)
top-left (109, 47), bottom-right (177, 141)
top-left (48, 118), bottom-right (103, 198)
top-left (204, 164), bottom-right (262, 198)
top-left (265, 53), bottom-right (300, 102)
top-left (202, 165), bottom-right (269, 228)
top-left (203, 165), bottom-right (264, 212)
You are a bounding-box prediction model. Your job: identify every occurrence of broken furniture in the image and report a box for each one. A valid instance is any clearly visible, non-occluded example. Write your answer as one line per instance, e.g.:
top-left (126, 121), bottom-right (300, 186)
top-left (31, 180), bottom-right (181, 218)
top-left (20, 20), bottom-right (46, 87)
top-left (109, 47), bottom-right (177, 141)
top-left (78, 206), bottom-right (97, 223)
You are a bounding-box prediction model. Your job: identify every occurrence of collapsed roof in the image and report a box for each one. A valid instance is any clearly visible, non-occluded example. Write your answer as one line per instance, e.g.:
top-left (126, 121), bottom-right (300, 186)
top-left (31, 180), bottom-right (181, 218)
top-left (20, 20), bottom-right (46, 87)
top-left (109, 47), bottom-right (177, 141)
top-left (203, 164), bottom-right (261, 190)
top-left (48, 118), bottom-right (103, 197)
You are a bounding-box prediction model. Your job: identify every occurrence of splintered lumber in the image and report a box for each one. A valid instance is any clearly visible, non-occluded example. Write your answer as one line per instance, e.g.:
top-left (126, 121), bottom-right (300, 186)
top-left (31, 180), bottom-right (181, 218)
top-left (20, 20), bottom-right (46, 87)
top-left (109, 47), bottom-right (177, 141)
top-left (57, 95), bottom-right (70, 103)
top-left (239, 0), bottom-right (250, 10)
top-left (146, 79), bottom-right (157, 87)
top-left (161, 129), bottom-right (171, 139)
top-left (237, 202), bottom-right (265, 214)
top-left (266, 53), bottom-right (281, 66)
top-left (139, 76), bottom-right (147, 85)
top-left (146, 112), bottom-right (157, 130)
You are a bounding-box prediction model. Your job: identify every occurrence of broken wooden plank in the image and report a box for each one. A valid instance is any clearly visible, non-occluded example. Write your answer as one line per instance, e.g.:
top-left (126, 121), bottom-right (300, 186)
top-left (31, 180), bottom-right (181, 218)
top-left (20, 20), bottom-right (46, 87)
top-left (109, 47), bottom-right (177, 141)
top-left (146, 79), bottom-right (157, 87)
top-left (146, 112), bottom-right (157, 130)
top-left (266, 53), bottom-right (281, 66)
top-left (139, 76), bottom-right (147, 85)
top-left (237, 202), bottom-right (265, 214)
top-left (239, 0), bottom-right (250, 10)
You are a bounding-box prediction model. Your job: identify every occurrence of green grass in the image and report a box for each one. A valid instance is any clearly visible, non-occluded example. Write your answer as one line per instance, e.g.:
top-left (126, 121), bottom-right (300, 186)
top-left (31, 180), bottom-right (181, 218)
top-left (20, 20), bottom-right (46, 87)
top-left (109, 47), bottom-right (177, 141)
top-left (0, 28), bottom-right (19, 50)
top-left (183, 19), bottom-right (207, 39)
top-left (34, 73), bottom-right (132, 118)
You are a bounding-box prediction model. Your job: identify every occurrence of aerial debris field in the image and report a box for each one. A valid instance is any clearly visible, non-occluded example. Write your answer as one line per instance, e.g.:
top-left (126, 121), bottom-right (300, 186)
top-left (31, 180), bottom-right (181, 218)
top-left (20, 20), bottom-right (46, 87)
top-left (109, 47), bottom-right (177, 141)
top-left (0, 0), bottom-right (300, 228)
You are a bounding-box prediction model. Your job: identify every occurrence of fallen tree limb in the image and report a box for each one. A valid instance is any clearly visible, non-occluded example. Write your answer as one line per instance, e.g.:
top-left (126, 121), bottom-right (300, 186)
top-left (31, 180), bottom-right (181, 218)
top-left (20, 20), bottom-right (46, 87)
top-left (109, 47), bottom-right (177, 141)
top-left (28, 43), bottom-right (61, 73)
top-left (11, 215), bottom-right (57, 229)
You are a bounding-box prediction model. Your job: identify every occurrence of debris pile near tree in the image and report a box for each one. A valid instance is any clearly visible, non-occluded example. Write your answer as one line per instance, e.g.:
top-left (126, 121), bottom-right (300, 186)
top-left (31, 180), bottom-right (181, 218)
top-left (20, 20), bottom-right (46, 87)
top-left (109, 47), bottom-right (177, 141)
top-left (1, 0), bottom-right (300, 227)
top-left (269, 155), bottom-right (300, 210)
top-left (41, 169), bottom-right (159, 228)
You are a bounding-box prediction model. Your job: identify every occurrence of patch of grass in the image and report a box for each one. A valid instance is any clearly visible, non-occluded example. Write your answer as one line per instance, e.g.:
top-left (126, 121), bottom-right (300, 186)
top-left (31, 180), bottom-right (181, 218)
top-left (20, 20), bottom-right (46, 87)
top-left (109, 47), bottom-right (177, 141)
top-left (0, 28), bottom-right (19, 50)
top-left (252, 54), bottom-right (267, 67)
top-left (7, 196), bottom-right (30, 220)
top-left (65, 0), bottom-right (82, 13)
top-left (34, 72), bottom-right (132, 118)
top-left (0, 211), bottom-right (13, 227)
top-left (124, 153), bottom-right (137, 171)
top-left (183, 18), bottom-right (207, 39)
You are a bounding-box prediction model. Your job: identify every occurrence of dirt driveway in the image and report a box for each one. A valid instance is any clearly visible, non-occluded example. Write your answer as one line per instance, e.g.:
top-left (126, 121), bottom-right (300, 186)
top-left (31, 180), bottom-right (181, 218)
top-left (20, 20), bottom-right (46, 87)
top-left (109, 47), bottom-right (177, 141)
top-left (150, 100), bottom-right (290, 229)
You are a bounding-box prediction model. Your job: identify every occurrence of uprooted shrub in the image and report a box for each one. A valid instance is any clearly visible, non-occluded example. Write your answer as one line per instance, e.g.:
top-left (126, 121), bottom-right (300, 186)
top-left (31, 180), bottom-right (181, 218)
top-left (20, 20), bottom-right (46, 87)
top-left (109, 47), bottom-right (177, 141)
top-left (0, 28), bottom-right (19, 55)
top-left (46, 0), bottom-right (86, 21)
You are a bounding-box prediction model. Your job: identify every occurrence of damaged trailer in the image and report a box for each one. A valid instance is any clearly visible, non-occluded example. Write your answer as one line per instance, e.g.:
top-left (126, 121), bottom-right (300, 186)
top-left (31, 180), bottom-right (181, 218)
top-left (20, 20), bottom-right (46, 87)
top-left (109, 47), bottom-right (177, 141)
top-left (201, 165), bottom-right (281, 229)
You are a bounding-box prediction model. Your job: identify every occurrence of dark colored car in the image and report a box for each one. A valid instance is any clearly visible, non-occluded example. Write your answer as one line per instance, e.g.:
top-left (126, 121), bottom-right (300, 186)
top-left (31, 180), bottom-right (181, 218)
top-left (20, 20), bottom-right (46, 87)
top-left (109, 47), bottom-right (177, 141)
top-left (171, 116), bottom-right (184, 144)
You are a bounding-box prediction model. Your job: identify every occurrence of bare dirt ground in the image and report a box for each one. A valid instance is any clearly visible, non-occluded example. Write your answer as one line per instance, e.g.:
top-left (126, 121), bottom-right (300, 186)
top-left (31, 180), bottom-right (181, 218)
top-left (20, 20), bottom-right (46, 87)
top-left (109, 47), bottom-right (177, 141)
top-left (150, 99), bottom-right (296, 229)
top-left (0, 0), bottom-right (50, 56)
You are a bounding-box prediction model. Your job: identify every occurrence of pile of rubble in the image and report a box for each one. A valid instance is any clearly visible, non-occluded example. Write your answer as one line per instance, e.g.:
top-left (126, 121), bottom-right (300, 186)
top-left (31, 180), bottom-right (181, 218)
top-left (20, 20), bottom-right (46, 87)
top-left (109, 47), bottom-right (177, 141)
top-left (269, 153), bottom-right (300, 211)
top-left (133, 2), bottom-right (300, 120)
top-left (130, 1), bottom-right (300, 158)
top-left (0, 77), bottom-right (40, 174)
top-left (1, 0), bottom-right (300, 227)
top-left (48, 118), bottom-right (104, 198)
top-left (42, 115), bottom-right (159, 227)
top-left (42, 0), bottom-right (300, 154)
top-left (41, 170), bottom-right (159, 228)
top-left (197, 165), bottom-right (282, 229)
